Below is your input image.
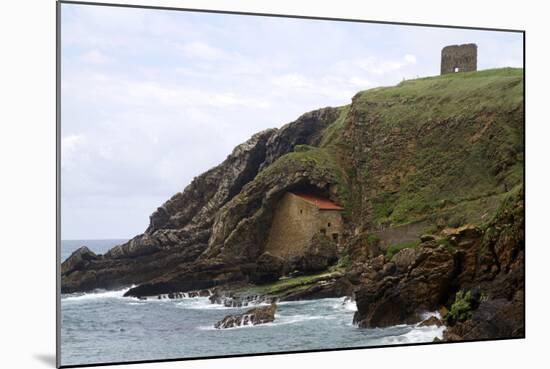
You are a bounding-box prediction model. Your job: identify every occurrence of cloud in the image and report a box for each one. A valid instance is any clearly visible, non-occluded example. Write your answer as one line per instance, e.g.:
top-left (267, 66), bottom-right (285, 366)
top-left (180, 41), bottom-right (228, 60)
top-left (348, 76), bottom-right (373, 88)
top-left (61, 134), bottom-right (86, 169)
top-left (80, 49), bottom-right (112, 64)
top-left (404, 54), bottom-right (417, 64)
top-left (60, 4), bottom-right (523, 239)
top-left (337, 54), bottom-right (417, 76)
top-left (271, 73), bottom-right (310, 89)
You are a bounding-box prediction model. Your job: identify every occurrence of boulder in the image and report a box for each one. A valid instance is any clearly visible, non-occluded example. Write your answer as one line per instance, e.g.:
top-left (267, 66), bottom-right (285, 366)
top-left (391, 247), bottom-right (421, 273)
top-left (214, 303), bottom-right (277, 329)
top-left (295, 234), bottom-right (338, 273)
top-left (250, 252), bottom-right (284, 284)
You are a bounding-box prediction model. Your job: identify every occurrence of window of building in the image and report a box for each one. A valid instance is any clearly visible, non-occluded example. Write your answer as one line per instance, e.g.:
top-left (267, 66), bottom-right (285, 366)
top-left (332, 233), bottom-right (339, 242)
top-left (320, 228), bottom-right (326, 235)
top-left (300, 209), bottom-right (303, 214)
top-left (327, 222), bottom-right (331, 227)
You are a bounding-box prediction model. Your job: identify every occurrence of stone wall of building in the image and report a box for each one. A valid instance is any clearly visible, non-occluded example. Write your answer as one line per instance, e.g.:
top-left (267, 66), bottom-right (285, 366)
top-left (441, 43), bottom-right (477, 75)
top-left (264, 193), bottom-right (343, 259)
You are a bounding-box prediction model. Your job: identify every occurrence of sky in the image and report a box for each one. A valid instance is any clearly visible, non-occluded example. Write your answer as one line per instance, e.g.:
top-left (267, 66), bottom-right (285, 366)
top-left (60, 3), bottom-right (523, 240)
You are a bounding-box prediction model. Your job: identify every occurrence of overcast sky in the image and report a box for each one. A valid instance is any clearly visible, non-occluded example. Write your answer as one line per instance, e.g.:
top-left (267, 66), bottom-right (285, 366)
top-left (60, 4), bottom-right (523, 240)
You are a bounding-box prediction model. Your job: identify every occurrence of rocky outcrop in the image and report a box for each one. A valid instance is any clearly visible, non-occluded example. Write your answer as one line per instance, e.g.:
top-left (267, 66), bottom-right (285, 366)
top-left (442, 188), bottom-right (525, 340)
top-left (62, 68), bottom-right (524, 344)
top-left (214, 303), bottom-right (277, 329)
top-left (61, 246), bottom-right (98, 275)
top-left (250, 252), bottom-right (285, 284)
top-left (107, 128), bottom-right (277, 259)
top-left (290, 234), bottom-right (338, 273)
top-left (443, 292), bottom-right (524, 341)
top-left (353, 243), bottom-right (458, 328)
top-left (419, 316), bottom-right (443, 327)
top-left (62, 107), bottom-right (341, 294)
top-left (260, 108), bottom-right (340, 170)
top-left (206, 271), bottom-right (352, 307)
top-left (353, 187), bottom-right (524, 340)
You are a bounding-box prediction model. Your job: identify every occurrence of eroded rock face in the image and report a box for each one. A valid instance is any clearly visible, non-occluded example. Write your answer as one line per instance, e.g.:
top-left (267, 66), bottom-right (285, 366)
top-left (61, 246), bottom-right (98, 276)
top-left (260, 108), bottom-right (340, 170)
top-left (353, 188), bottom-right (524, 340)
top-left (62, 108), bottom-right (340, 294)
top-left (250, 252), bottom-right (285, 284)
top-left (443, 292), bottom-right (524, 341)
top-left (214, 303), bottom-right (277, 329)
top-left (293, 234), bottom-right (338, 273)
top-left (353, 245), bottom-right (457, 328)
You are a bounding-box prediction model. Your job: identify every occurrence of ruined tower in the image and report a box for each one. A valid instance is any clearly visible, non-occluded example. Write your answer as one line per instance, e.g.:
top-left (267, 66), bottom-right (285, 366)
top-left (440, 43), bottom-right (477, 75)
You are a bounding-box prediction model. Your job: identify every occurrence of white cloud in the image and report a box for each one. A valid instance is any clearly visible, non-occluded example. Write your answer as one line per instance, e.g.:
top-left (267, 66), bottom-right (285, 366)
top-left (405, 54), bottom-right (417, 64)
top-left (348, 76), bottom-right (373, 87)
top-left (180, 41), bottom-right (227, 60)
top-left (61, 134), bottom-right (86, 169)
top-left (80, 49), bottom-right (112, 64)
top-left (60, 4), bottom-right (523, 239)
top-left (271, 73), bottom-right (310, 89)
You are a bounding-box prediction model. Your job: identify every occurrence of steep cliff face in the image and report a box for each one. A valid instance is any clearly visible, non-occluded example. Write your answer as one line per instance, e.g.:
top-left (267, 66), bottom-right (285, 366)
top-left (62, 68), bottom-right (524, 308)
top-left (61, 107), bottom-right (342, 293)
top-left (346, 68), bottom-right (523, 240)
top-left (352, 187), bottom-right (524, 335)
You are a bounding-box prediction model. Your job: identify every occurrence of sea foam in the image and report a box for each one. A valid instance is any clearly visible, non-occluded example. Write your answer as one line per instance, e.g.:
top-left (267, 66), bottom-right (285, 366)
top-left (62, 286), bottom-right (135, 302)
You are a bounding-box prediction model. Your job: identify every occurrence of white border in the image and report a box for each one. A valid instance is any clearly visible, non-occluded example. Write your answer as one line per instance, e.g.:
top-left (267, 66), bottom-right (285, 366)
top-left (2, 1), bottom-right (548, 368)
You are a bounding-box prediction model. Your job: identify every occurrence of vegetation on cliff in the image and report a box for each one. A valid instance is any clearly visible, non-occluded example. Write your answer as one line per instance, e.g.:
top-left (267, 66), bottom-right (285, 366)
top-left (63, 66), bottom-right (524, 339)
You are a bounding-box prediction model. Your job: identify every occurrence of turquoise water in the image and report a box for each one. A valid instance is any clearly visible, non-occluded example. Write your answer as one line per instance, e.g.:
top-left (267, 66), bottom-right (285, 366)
top-left (60, 288), bottom-right (444, 366)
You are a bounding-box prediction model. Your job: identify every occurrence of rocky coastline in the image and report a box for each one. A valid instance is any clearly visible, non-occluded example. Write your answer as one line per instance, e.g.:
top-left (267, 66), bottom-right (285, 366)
top-left (62, 68), bottom-right (524, 343)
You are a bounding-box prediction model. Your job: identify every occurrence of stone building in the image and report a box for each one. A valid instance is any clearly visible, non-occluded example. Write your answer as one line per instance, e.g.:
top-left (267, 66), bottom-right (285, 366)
top-left (441, 43), bottom-right (477, 75)
top-left (264, 192), bottom-right (344, 259)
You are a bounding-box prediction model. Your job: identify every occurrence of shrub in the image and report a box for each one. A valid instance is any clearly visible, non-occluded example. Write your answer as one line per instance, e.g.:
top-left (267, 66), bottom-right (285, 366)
top-left (444, 290), bottom-right (473, 326)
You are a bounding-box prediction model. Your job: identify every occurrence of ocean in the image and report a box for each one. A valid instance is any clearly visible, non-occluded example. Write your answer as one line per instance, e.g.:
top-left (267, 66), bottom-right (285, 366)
top-left (60, 240), bottom-right (444, 366)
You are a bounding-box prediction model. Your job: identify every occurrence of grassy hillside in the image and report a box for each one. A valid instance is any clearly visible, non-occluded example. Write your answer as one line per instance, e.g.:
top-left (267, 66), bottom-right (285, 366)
top-left (257, 68), bottom-right (523, 247)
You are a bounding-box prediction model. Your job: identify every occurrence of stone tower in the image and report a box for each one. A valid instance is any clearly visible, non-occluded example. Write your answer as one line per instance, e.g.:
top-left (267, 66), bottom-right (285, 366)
top-left (440, 43), bottom-right (477, 75)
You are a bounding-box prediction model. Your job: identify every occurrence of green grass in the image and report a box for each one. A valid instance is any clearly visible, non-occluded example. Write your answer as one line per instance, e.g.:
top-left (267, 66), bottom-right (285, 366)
top-left (248, 68), bottom-right (523, 254)
top-left (255, 145), bottom-right (350, 207)
top-left (234, 271), bottom-right (340, 297)
top-left (351, 68), bottom-right (523, 228)
top-left (319, 105), bottom-right (351, 148)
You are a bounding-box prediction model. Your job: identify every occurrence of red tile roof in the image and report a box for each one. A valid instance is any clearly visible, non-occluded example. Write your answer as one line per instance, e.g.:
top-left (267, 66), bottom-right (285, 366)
top-left (291, 192), bottom-right (344, 210)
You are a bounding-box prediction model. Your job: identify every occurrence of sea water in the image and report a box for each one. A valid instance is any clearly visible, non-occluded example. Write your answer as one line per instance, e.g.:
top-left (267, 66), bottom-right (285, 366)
top-left (60, 241), bottom-right (445, 366)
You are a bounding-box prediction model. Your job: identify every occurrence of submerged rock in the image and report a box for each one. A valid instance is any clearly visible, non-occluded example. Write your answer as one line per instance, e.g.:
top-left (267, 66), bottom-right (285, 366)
top-left (419, 316), bottom-right (443, 327)
top-left (214, 303), bottom-right (277, 329)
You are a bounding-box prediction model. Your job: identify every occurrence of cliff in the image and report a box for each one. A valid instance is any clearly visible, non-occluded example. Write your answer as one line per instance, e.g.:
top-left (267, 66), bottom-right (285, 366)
top-left (62, 68), bottom-right (524, 340)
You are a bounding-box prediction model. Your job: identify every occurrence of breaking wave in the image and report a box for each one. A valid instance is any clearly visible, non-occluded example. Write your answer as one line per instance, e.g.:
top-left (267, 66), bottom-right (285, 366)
top-left (61, 286), bottom-right (135, 302)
